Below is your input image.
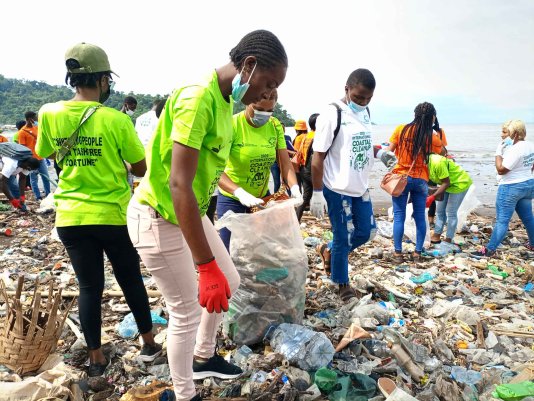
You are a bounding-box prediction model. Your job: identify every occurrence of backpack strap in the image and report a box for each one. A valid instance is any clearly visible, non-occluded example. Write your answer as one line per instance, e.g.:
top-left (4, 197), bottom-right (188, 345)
top-left (325, 102), bottom-right (342, 157)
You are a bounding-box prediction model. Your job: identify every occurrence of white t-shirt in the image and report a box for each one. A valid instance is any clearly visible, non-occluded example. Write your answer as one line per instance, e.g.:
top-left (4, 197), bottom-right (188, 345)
top-left (313, 102), bottom-right (373, 197)
top-left (134, 109), bottom-right (159, 146)
top-left (0, 156), bottom-right (30, 178)
top-left (499, 140), bottom-right (534, 185)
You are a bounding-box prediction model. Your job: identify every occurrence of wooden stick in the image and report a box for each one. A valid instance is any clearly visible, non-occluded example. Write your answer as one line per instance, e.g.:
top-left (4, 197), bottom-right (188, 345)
top-left (5, 289), bottom-right (162, 298)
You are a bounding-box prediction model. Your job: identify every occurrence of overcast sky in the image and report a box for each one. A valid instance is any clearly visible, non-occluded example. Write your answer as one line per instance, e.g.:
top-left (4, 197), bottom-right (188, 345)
top-left (1, 0), bottom-right (533, 124)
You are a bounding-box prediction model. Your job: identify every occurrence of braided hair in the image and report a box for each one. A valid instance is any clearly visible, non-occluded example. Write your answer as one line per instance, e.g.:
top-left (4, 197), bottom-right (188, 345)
top-left (400, 102), bottom-right (436, 163)
top-left (230, 30), bottom-right (288, 70)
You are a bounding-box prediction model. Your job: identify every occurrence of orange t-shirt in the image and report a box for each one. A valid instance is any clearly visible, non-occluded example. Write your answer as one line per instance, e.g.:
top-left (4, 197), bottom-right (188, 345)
top-left (0, 135), bottom-right (8, 143)
top-left (389, 124), bottom-right (443, 181)
top-left (300, 131), bottom-right (315, 165)
top-left (293, 132), bottom-right (306, 151)
top-left (432, 129), bottom-right (448, 154)
top-left (18, 125), bottom-right (42, 160)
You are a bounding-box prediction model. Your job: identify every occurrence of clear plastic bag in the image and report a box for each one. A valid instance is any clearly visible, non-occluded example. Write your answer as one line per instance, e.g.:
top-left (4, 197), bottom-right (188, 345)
top-left (216, 199), bottom-right (308, 345)
top-left (455, 185), bottom-right (481, 233)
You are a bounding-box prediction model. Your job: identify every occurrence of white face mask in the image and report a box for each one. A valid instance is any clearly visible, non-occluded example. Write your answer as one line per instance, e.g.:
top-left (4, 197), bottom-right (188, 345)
top-left (125, 109), bottom-right (135, 116)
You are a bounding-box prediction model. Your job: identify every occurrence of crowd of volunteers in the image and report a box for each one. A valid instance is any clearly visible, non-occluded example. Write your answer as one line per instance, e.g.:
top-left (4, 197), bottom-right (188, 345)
top-left (1, 29), bottom-right (532, 400)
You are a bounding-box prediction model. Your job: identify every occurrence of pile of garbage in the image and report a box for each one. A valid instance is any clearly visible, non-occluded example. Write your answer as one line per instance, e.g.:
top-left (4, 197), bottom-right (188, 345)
top-left (1, 197), bottom-right (533, 401)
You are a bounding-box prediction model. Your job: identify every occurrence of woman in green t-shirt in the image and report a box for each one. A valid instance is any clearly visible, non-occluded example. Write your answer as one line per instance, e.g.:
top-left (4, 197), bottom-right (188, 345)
top-left (216, 89), bottom-right (300, 250)
top-left (427, 154), bottom-right (473, 243)
top-left (127, 30), bottom-right (288, 401)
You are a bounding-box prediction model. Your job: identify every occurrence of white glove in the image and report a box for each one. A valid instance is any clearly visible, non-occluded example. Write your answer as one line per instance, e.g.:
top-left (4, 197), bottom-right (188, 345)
top-left (290, 184), bottom-right (301, 199)
top-left (377, 149), bottom-right (397, 170)
top-left (234, 187), bottom-right (264, 207)
top-left (310, 190), bottom-right (328, 219)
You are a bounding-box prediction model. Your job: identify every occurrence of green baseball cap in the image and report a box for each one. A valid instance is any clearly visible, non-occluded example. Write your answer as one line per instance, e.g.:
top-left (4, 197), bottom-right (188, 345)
top-left (64, 42), bottom-right (118, 75)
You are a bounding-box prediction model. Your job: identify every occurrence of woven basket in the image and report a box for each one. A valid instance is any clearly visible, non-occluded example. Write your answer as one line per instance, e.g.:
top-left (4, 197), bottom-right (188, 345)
top-left (0, 276), bottom-right (75, 375)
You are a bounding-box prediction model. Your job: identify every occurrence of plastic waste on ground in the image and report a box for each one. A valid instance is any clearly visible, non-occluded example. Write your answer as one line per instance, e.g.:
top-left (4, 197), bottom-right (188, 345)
top-left (233, 345), bottom-right (253, 369)
top-left (492, 381), bottom-right (534, 401)
top-left (269, 323), bottom-right (335, 371)
top-left (217, 199), bottom-right (308, 345)
top-left (450, 366), bottom-right (482, 385)
top-left (410, 272), bottom-right (434, 284)
top-left (314, 367), bottom-right (338, 393)
top-left (117, 311), bottom-right (167, 339)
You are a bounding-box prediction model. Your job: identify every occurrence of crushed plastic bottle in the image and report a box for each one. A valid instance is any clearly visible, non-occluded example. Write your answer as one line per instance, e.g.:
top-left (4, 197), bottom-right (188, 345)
top-left (233, 345), bottom-right (253, 369)
top-left (488, 264), bottom-right (509, 279)
top-left (450, 366), bottom-right (482, 385)
top-left (361, 339), bottom-right (391, 358)
top-left (270, 323), bottom-right (335, 371)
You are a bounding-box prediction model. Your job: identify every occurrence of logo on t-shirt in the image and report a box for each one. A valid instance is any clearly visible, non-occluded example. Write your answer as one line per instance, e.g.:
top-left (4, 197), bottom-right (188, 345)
top-left (523, 152), bottom-right (534, 168)
top-left (350, 132), bottom-right (372, 171)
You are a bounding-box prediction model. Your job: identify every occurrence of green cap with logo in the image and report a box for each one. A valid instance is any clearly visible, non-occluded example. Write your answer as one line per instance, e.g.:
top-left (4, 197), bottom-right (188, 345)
top-left (64, 42), bottom-right (117, 75)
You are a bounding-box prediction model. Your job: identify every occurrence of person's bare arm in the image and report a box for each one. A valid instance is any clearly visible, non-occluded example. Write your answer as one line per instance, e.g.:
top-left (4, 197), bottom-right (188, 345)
top-left (218, 172), bottom-right (239, 195)
top-left (495, 155), bottom-right (510, 175)
top-left (130, 159), bottom-right (147, 177)
top-left (170, 142), bottom-right (213, 264)
top-left (278, 149), bottom-right (298, 188)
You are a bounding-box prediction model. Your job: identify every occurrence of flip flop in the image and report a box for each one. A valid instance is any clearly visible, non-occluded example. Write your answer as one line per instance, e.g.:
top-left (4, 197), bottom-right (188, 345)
top-left (316, 243), bottom-right (331, 274)
top-left (338, 284), bottom-right (357, 302)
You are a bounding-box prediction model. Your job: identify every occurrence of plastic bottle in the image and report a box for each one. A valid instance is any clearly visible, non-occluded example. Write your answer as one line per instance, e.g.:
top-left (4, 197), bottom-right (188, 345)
top-left (450, 366), bottom-right (482, 385)
top-left (233, 345), bottom-right (253, 368)
top-left (361, 339), bottom-right (391, 358)
top-left (389, 342), bottom-right (425, 382)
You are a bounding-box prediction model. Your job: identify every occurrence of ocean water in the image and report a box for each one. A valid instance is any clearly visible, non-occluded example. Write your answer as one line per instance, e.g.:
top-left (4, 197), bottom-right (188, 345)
top-left (369, 123), bottom-right (534, 208)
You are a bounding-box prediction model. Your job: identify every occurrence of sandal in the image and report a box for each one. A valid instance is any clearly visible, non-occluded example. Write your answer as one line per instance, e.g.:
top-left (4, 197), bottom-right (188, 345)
top-left (391, 252), bottom-right (404, 265)
top-left (316, 243), bottom-right (331, 274)
top-left (338, 284), bottom-right (357, 302)
top-left (412, 252), bottom-right (424, 263)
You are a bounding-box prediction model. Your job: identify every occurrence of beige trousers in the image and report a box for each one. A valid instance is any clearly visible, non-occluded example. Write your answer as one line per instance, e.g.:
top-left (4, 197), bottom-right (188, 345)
top-left (127, 198), bottom-right (240, 400)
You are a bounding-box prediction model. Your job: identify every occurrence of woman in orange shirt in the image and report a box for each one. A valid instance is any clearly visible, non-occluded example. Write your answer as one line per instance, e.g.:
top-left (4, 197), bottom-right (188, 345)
top-left (388, 102), bottom-right (437, 262)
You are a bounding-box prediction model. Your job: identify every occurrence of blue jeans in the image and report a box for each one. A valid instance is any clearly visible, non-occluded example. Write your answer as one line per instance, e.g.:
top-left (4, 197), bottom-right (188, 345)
top-left (8, 175), bottom-right (20, 199)
top-left (434, 190), bottom-right (468, 240)
top-left (216, 194), bottom-right (250, 252)
top-left (487, 179), bottom-right (534, 251)
top-left (29, 159), bottom-right (51, 199)
top-left (323, 186), bottom-right (376, 284)
top-left (271, 162), bottom-right (281, 193)
top-left (392, 177), bottom-right (428, 253)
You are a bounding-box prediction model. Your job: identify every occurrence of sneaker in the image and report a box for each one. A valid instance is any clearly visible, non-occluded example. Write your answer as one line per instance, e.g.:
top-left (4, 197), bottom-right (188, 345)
top-left (192, 353), bottom-right (243, 380)
top-left (139, 342), bottom-right (163, 362)
top-left (470, 246), bottom-right (496, 259)
top-left (88, 357), bottom-right (110, 377)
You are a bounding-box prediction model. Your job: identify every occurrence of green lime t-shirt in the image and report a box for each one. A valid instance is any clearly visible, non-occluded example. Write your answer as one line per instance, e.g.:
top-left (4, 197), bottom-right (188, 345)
top-left (220, 113), bottom-right (286, 199)
top-left (36, 101), bottom-right (145, 227)
top-left (135, 70), bottom-right (233, 224)
top-left (428, 154), bottom-right (472, 193)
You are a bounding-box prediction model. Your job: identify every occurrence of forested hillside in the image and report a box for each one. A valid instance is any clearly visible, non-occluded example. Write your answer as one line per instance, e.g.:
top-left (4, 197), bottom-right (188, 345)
top-left (0, 75), bottom-right (295, 126)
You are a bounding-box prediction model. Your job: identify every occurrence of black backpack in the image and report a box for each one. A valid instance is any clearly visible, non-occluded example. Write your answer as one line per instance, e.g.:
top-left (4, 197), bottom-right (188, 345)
top-left (0, 142), bottom-right (33, 160)
top-left (325, 103), bottom-right (370, 157)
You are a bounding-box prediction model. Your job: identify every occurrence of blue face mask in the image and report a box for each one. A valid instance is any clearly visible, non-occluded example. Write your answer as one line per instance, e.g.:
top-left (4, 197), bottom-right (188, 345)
top-left (251, 109), bottom-right (272, 127)
top-left (231, 63), bottom-right (257, 103)
top-left (33, 120), bottom-right (38, 127)
top-left (347, 94), bottom-right (367, 113)
top-left (503, 137), bottom-right (513, 146)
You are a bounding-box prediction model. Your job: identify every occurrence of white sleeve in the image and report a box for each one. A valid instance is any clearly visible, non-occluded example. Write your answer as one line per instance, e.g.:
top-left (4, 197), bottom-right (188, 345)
top-left (502, 145), bottom-right (520, 171)
top-left (1, 158), bottom-right (18, 178)
top-left (313, 105), bottom-right (338, 153)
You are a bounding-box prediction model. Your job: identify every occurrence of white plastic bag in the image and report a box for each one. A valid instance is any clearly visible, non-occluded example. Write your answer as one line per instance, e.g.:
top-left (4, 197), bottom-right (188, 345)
top-left (216, 199), bottom-right (308, 345)
top-left (456, 185), bottom-right (481, 233)
top-left (388, 203), bottom-right (431, 247)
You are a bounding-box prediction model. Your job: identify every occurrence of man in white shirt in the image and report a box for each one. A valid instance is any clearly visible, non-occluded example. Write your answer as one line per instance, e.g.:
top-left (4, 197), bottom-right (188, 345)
top-left (0, 156), bottom-right (40, 209)
top-left (310, 68), bottom-right (396, 301)
top-left (135, 100), bottom-right (162, 147)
